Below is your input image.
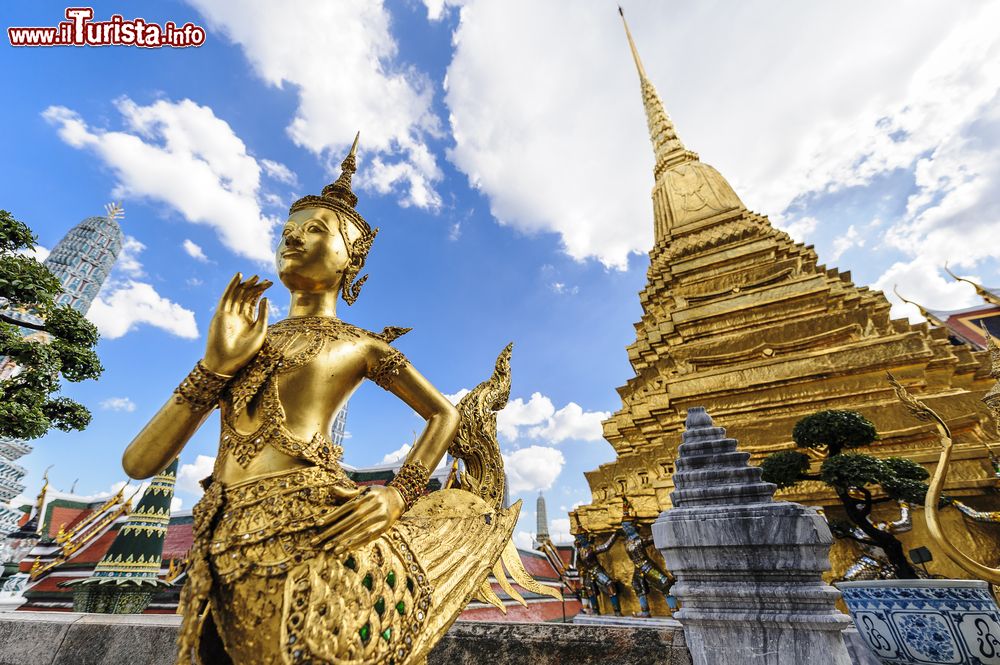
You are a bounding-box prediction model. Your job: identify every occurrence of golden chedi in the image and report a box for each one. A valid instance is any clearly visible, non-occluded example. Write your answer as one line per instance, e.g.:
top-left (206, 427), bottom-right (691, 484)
top-left (123, 135), bottom-right (557, 665)
top-left (571, 12), bottom-right (1000, 616)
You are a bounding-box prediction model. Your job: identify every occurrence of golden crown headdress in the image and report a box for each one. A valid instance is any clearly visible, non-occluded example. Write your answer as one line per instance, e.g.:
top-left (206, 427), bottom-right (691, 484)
top-left (289, 132), bottom-right (379, 305)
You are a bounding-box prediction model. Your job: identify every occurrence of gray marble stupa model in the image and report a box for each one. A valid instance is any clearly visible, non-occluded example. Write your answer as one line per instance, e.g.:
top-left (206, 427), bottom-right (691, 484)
top-left (653, 407), bottom-right (852, 665)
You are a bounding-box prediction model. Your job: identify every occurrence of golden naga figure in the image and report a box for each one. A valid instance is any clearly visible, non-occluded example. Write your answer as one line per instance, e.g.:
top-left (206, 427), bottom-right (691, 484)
top-left (123, 134), bottom-right (558, 665)
top-left (888, 364), bottom-right (1000, 586)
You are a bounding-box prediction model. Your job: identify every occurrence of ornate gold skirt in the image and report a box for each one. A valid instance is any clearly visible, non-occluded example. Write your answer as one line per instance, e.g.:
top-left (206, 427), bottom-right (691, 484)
top-left (177, 465), bottom-right (518, 665)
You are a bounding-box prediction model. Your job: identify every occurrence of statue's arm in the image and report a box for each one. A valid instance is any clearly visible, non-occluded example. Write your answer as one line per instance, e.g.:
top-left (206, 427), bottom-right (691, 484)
top-left (595, 531), bottom-right (619, 554)
top-left (372, 345), bottom-right (460, 473)
top-left (307, 342), bottom-right (459, 553)
top-left (122, 273), bottom-right (271, 479)
top-left (122, 394), bottom-right (218, 479)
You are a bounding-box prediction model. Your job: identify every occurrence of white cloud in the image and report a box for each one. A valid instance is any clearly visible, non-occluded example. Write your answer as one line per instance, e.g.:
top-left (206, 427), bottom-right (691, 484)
top-left (443, 388), bottom-right (471, 404)
top-left (118, 236), bottom-right (146, 276)
top-left (99, 397), bottom-right (136, 412)
top-left (87, 281), bottom-right (198, 339)
top-left (446, 388), bottom-right (607, 444)
top-left (830, 224), bottom-right (865, 261)
top-left (17, 244), bottom-right (50, 263)
top-left (439, 1), bottom-right (1000, 272)
top-left (550, 282), bottom-right (579, 296)
top-left (260, 158), bottom-right (298, 186)
top-left (513, 530), bottom-right (533, 550)
top-left (497, 392), bottom-right (555, 440)
top-left (527, 402), bottom-right (608, 443)
top-left (171, 497), bottom-right (183, 512)
top-left (873, 259), bottom-right (981, 322)
top-left (549, 517), bottom-right (572, 544)
top-left (504, 445), bottom-right (565, 493)
top-left (182, 239), bottom-right (209, 262)
top-left (775, 216), bottom-right (819, 243)
top-left (186, 0), bottom-right (443, 209)
top-left (43, 99), bottom-right (278, 263)
top-left (382, 443), bottom-right (412, 464)
top-left (177, 455), bottom-right (216, 495)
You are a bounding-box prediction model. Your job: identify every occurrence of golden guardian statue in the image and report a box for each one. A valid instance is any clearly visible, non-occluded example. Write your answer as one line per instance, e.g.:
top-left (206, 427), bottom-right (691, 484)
top-left (123, 135), bottom-right (558, 665)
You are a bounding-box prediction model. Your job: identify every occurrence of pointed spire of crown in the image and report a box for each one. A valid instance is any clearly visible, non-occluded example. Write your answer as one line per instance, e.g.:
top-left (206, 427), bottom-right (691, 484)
top-left (944, 264), bottom-right (1000, 307)
top-left (618, 7), bottom-right (699, 179)
top-left (321, 131), bottom-right (360, 209)
top-left (290, 132), bottom-right (370, 235)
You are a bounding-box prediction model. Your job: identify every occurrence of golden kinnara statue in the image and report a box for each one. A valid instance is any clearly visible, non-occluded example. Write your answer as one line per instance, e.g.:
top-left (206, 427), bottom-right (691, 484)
top-left (123, 134), bottom-right (558, 665)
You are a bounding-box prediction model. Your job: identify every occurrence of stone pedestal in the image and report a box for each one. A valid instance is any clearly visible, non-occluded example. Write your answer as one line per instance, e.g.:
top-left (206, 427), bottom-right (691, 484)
top-left (653, 407), bottom-right (852, 665)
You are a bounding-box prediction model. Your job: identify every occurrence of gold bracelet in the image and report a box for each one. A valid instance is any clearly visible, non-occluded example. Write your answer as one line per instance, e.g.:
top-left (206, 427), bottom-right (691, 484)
top-left (388, 460), bottom-right (431, 510)
top-left (369, 348), bottom-right (409, 390)
top-left (174, 361), bottom-right (231, 410)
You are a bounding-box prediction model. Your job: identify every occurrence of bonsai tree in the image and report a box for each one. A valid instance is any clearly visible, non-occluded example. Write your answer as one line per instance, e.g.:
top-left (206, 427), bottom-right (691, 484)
top-left (760, 409), bottom-right (929, 579)
top-left (0, 209), bottom-right (102, 440)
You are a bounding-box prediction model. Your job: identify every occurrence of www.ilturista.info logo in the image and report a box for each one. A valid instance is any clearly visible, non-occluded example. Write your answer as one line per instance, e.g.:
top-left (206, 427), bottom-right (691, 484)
top-left (8, 7), bottom-right (206, 48)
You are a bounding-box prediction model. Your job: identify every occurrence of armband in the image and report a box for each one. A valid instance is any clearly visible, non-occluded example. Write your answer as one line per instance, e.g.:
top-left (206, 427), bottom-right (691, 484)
top-left (369, 348), bottom-right (409, 390)
top-left (388, 460), bottom-right (431, 510)
top-left (174, 361), bottom-right (231, 410)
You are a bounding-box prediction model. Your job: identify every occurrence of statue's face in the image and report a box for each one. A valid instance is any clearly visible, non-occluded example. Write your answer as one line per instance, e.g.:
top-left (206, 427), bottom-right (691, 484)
top-left (276, 208), bottom-right (357, 292)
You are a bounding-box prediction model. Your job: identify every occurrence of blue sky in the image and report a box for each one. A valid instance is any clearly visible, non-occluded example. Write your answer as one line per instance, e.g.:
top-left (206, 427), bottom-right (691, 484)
top-left (2, 1), bottom-right (999, 546)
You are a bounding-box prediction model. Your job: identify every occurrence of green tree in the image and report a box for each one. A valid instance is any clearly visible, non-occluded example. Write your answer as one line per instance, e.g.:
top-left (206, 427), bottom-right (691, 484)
top-left (0, 209), bottom-right (103, 440)
top-left (760, 409), bottom-right (928, 579)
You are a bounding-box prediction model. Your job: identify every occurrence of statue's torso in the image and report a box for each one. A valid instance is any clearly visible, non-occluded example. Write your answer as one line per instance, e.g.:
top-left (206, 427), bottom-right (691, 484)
top-left (215, 317), bottom-right (378, 485)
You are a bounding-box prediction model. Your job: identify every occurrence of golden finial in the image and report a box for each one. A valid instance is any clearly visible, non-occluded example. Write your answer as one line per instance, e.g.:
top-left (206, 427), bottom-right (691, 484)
top-left (618, 6), bottom-right (647, 80)
top-left (616, 7), bottom-right (697, 178)
top-left (944, 263), bottom-right (1000, 307)
top-left (893, 285), bottom-right (947, 327)
top-left (104, 202), bottom-right (125, 222)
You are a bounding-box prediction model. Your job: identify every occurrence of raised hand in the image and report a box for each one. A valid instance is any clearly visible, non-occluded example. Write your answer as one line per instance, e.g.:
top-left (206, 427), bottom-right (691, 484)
top-left (203, 273), bottom-right (271, 376)
top-left (310, 484), bottom-right (406, 555)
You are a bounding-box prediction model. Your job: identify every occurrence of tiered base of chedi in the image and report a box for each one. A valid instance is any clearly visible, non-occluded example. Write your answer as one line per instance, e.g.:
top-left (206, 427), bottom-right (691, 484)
top-left (572, 11), bottom-right (1000, 617)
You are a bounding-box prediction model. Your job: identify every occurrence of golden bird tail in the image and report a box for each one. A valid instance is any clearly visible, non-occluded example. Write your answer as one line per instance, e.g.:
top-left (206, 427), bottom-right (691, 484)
top-left (448, 344), bottom-right (563, 610)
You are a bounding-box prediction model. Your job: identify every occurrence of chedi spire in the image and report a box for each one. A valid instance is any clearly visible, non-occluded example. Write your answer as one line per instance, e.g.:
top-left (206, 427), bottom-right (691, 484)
top-left (618, 7), bottom-right (699, 178)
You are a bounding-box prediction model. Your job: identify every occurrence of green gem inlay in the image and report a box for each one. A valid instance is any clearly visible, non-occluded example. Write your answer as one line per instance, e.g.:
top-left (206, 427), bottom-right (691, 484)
top-left (406, 577), bottom-right (414, 593)
top-left (396, 600), bottom-right (406, 615)
top-left (381, 627), bottom-right (392, 642)
top-left (362, 573), bottom-right (373, 590)
top-left (359, 623), bottom-right (371, 643)
top-left (386, 571), bottom-right (396, 588)
top-left (345, 555), bottom-right (357, 571)
top-left (375, 597), bottom-right (385, 616)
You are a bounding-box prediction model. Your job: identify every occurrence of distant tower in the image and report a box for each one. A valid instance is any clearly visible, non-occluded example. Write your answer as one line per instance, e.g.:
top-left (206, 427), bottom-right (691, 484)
top-left (534, 491), bottom-right (550, 548)
top-left (0, 204), bottom-right (125, 537)
top-left (64, 459), bottom-right (177, 613)
top-left (43, 202), bottom-right (125, 313)
top-left (330, 402), bottom-right (349, 448)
